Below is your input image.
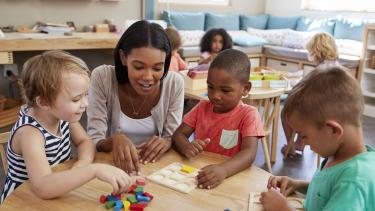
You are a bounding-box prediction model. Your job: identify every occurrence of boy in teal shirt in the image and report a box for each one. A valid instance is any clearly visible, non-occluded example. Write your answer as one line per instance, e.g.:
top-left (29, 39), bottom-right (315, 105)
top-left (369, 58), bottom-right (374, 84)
top-left (260, 67), bottom-right (375, 211)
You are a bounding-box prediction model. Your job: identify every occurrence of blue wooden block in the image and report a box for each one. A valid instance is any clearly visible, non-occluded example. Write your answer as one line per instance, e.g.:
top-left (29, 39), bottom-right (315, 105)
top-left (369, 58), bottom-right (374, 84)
top-left (137, 195), bottom-right (151, 202)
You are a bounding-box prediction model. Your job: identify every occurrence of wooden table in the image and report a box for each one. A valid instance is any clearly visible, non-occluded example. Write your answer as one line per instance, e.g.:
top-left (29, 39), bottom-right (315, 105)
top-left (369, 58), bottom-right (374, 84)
top-left (0, 32), bottom-right (120, 64)
top-left (2, 150), bottom-right (271, 210)
top-left (184, 88), bottom-right (285, 163)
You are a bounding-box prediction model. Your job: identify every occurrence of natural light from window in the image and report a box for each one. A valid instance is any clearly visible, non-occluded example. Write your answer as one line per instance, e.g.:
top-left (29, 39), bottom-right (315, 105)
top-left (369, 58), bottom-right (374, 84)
top-left (302, 0), bottom-right (375, 12)
top-left (159, 0), bottom-right (229, 6)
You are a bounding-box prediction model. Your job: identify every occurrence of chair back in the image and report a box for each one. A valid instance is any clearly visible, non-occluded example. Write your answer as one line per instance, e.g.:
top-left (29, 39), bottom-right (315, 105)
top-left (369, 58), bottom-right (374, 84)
top-left (0, 106), bottom-right (20, 128)
top-left (0, 132), bottom-right (10, 173)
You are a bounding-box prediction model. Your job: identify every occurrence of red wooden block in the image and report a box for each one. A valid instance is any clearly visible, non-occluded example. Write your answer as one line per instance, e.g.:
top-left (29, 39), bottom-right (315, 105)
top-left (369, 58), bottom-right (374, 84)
top-left (143, 192), bottom-right (154, 200)
top-left (99, 194), bottom-right (106, 204)
top-left (130, 203), bottom-right (144, 211)
top-left (127, 184), bottom-right (138, 193)
top-left (114, 194), bottom-right (121, 200)
top-left (136, 179), bottom-right (146, 186)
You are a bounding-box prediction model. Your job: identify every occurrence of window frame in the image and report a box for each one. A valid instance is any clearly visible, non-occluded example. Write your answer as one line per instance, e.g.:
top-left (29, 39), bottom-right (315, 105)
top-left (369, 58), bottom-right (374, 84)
top-left (301, 0), bottom-right (375, 12)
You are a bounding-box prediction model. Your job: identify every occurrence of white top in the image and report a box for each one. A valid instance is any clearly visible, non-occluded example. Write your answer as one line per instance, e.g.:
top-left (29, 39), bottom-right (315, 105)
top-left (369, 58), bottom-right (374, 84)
top-left (118, 112), bottom-right (157, 146)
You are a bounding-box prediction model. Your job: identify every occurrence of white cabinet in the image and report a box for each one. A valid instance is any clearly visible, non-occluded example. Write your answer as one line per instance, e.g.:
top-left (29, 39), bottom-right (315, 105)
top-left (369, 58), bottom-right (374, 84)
top-left (266, 58), bottom-right (299, 72)
top-left (360, 24), bottom-right (375, 118)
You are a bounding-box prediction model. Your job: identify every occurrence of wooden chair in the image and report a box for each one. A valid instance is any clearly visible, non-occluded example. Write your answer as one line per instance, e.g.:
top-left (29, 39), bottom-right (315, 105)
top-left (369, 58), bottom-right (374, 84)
top-left (0, 132), bottom-right (10, 172)
top-left (283, 131), bottom-right (321, 168)
top-left (243, 89), bottom-right (284, 173)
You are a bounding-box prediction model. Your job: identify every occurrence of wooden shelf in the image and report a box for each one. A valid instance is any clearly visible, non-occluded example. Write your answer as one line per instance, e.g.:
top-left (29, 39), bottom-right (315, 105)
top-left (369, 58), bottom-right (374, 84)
top-left (368, 45), bottom-right (375, 50)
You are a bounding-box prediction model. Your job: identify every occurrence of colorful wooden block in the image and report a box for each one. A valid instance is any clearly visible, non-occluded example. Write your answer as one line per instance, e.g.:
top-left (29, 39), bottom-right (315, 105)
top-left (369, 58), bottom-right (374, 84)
top-left (127, 184), bottom-right (138, 193)
top-left (99, 194), bottom-right (106, 204)
top-left (106, 194), bottom-right (118, 201)
top-left (127, 195), bottom-right (138, 204)
top-left (181, 165), bottom-right (195, 173)
top-left (138, 201), bottom-right (148, 207)
top-left (136, 178), bottom-right (146, 186)
top-left (134, 186), bottom-right (144, 193)
top-left (137, 195), bottom-right (150, 202)
top-left (105, 200), bottom-right (115, 209)
top-left (143, 192), bottom-right (154, 200)
top-left (130, 203), bottom-right (144, 211)
top-left (114, 200), bottom-right (123, 211)
top-left (122, 200), bottom-right (131, 211)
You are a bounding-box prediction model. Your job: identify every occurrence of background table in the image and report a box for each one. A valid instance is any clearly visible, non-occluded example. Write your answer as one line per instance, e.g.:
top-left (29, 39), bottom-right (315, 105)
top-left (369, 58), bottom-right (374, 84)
top-left (2, 150), bottom-right (271, 211)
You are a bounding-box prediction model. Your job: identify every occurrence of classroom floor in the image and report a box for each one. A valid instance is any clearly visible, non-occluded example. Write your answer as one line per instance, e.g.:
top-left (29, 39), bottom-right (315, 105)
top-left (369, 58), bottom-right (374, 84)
top-left (1, 114), bottom-right (374, 191)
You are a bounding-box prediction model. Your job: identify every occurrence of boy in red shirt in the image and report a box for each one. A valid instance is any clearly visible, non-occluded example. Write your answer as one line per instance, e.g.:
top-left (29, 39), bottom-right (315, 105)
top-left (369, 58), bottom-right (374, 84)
top-left (173, 49), bottom-right (264, 189)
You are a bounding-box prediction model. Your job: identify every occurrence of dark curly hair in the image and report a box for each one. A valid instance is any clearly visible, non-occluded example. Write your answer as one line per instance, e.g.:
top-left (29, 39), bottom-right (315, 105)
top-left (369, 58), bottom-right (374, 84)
top-left (199, 28), bottom-right (233, 53)
top-left (114, 20), bottom-right (171, 84)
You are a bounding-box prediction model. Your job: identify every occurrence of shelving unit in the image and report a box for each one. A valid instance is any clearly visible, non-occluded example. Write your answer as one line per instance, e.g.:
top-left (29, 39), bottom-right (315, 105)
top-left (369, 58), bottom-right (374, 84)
top-left (360, 24), bottom-right (375, 118)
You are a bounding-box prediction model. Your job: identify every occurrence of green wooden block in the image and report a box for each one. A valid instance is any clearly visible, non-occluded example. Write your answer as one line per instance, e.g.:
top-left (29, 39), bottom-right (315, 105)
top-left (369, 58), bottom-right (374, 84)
top-left (105, 200), bottom-right (115, 209)
top-left (127, 195), bottom-right (138, 204)
top-left (134, 186), bottom-right (144, 193)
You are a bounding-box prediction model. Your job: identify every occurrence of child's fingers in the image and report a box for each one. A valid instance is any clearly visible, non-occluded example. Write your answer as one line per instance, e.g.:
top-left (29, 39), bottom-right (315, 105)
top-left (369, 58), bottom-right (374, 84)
top-left (192, 141), bottom-right (204, 152)
top-left (279, 179), bottom-right (288, 195)
top-left (111, 178), bottom-right (120, 195)
top-left (267, 176), bottom-right (276, 189)
top-left (284, 186), bottom-right (294, 197)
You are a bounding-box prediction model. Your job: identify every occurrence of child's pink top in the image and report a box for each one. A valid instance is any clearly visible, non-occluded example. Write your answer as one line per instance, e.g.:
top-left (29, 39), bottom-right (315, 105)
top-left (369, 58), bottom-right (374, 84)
top-left (169, 51), bottom-right (188, 72)
top-left (183, 100), bottom-right (264, 157)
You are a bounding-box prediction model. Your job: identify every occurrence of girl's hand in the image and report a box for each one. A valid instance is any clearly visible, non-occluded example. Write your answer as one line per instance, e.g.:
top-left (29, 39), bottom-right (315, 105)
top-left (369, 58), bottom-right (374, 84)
top-left (93, 163), bottom-right (132, 195)
top-left (111, 133), bottom-right (140, 175)
top-left (137, 136), bottom-right (172, 164)
top-left (197, 164), bottom-right (227, 189)
top-left (260, 189), bottom-right (292, 211)
top-left (267, 176), bottom-right (297, 196)
top-left (184, 138), bottom-right (210, 158)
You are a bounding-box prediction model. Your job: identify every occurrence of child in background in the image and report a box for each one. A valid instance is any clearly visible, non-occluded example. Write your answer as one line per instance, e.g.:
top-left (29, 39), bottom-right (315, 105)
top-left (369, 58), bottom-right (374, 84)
top-left (165, 27), bottom-right (187, 72)
top-left (173, 49), bottom-right (264, 189)
top-left (261, 67), bottom-right (375, 211)
top-left (1, 51), bottom-right (131, 203)
top-left (282, 32), bottom-right (341, 158)
top-left (198, 28), bottom-right (233, 65)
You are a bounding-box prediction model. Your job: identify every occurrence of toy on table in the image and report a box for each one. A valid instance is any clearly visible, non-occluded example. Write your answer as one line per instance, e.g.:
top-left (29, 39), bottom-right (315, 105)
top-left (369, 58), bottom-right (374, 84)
top-left (99, 178), bottom-right (154, 211)
top-left (147, 162), bottom-right (198, 193)
top-left (248, 192), bottom-right (304, 211)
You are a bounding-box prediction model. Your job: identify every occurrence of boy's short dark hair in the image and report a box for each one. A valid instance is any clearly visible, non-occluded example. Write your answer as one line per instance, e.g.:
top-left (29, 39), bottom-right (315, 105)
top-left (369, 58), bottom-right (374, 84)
top-left (283, 66), bottom-right (363, 128)
top-left (209, 49), bottom-right (250, 83)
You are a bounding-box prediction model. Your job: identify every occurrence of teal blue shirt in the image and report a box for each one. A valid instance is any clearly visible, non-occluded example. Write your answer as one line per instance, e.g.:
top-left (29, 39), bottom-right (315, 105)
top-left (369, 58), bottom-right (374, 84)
top-left (304, 145), bottom-right (375, 211)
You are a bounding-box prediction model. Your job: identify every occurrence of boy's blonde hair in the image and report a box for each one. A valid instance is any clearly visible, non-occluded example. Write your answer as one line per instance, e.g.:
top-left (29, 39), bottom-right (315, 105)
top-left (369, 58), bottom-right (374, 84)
top-left (165, 27), bottom-right (182, 51)
top-left (306, 33), bottom-right (338, 64)
top-left (21, 50), bottom-right (90, 107)
top-left (283, 66), bottom-right (363, 128)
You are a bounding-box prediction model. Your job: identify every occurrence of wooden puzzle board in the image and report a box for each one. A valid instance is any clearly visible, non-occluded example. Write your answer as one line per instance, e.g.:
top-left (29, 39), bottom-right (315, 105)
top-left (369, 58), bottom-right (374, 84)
top-left (146, 162), bottom-right (198, 194)
top-left (248, 192), bottom-right (304, 211)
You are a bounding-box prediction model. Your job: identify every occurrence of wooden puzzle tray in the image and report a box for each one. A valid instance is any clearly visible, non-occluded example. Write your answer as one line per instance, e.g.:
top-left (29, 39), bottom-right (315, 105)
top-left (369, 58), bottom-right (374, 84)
top-left (248, 192), bottom-right (304, 211)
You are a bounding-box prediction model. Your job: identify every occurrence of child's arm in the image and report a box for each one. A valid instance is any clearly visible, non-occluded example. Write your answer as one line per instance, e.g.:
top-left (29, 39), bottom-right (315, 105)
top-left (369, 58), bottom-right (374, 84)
top-left (14, 126), bottom-right (131, 199)
top-left (69, 122), bottom-right (95, 168)
top-left (197, 136), bottom-right (257, 189)
top-left (172, 123), bottom-right (210, 158)
top-left (198, 56), bottom-right (212, 65)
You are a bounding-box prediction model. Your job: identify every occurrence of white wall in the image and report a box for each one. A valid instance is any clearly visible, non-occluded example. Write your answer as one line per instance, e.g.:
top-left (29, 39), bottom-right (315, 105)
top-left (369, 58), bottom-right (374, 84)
top-left (0, 0), bottom-right (141, 30)
top-left (154, 0), bottom-right (265, 18)
top-left (265, 0), bottom-right (375, 19)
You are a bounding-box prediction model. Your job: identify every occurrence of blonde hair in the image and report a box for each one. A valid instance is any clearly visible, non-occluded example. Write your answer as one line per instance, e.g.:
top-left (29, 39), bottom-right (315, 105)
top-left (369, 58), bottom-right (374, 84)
top-left (21, 50), bottom-right (90, 107)
top-left (306, 33), bottom-right (338, 64)
top-left (165, 27), bottom-right (182, 51)
top-left (283, 66), bottom-right (363, 128)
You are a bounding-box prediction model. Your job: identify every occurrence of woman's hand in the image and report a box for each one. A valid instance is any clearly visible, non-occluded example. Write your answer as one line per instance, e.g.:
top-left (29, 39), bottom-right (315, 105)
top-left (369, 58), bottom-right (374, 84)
top-left (111, 133), bottom-right (140, 175)
top-left (137, 136), bottom-right (172, 164)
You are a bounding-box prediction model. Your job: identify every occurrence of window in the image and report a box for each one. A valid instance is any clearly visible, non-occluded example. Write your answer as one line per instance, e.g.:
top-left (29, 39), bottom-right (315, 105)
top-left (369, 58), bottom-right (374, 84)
top-left (159, 0), bottom-right (229, 6)
top-left (302, 0), bottom-right (375, 12)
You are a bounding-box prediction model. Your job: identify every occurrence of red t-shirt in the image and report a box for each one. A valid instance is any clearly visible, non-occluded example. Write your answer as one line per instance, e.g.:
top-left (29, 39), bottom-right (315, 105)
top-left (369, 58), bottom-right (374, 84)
top-left (183, 100), bottom-right (264, 157)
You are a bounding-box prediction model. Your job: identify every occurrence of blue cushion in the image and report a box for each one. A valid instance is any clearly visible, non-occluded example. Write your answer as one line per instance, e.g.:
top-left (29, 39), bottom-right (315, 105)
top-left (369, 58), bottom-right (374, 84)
top-left (162, 11), bottom-right (205, 30)
top-left (267, 15), bottom-right (301, 29)
top-left (334, 18), bottom-right (375, 41)
top-left (296, 18), bottom-right (335, 34)
top-left (205, 13), bottom-right (240, 30)
top-left (233, 36), bottom-right (268, 47)
top-left (240, 14), bottom-right (269, 30)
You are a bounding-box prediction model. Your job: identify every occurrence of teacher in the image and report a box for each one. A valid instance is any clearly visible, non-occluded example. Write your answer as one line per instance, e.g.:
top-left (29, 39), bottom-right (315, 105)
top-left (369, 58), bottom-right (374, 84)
top-left (87, 20), bottom-right (184, 174)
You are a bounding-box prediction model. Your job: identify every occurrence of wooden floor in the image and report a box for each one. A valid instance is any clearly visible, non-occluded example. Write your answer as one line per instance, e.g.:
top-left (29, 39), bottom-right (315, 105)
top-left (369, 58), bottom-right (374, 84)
top-left (1, 115), bottom-right (374, 191)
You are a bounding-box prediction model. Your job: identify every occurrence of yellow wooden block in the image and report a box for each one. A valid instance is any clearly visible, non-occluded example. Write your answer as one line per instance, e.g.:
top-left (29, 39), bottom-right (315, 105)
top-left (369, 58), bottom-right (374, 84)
top-left (122, 200), bottom-right (130, 211)
top-left (181, 165), bottom-right (195, 173)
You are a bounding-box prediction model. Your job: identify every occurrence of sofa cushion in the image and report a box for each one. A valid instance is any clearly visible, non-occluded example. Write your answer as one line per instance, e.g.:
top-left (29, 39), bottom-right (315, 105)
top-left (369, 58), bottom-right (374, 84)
top-left (296, 18), bottom-right (335, 34)
top-left (179, 30), bottom-right (205, 47)
top-left (205, 13), bottom-right (240, 30)
top-left (162, 11), bottom-right (205, 30)
top-left (267, 15), bottom-right (301, 29)
top-left (240, 14), bottom-right (269, 30)
top-left (333, 17), bottom-right (375, 41)
top-left (228, 30), bottom-right (268, 47)
top-left (282, 30), bottom-right (317, 49)
top-left (247, 27), bottom-right (292, 46)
